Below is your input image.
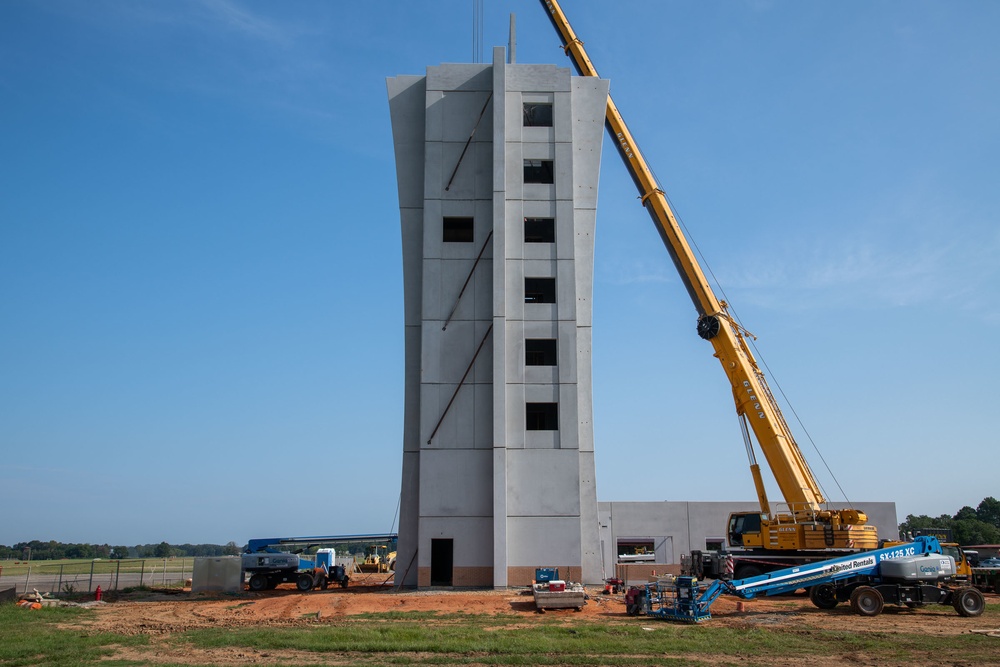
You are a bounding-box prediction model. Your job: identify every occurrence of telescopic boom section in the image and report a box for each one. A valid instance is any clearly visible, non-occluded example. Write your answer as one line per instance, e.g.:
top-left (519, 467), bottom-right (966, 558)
top-left (539, 0), bottom-right (827, 516)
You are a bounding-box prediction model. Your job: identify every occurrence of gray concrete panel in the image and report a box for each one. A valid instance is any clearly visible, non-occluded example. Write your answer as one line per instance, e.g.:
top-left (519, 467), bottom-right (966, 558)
top-left (493, 446), bottom-right (508, 587)
top-left (386, 75), bottom-right (427, 209)
top-left (397, 450), bottom-right (421, 587)
top-left (403, 326), bottom-right (422, 454)
top-left (555, 260), bottom-right (578, 322)
top-left (399, 208), bottom-right (424, 326)
top-left (553, 91), bottom-right (573, 143)
top-left (570, 78), bottom-right (610, 208)
top-left (555, 320), bottom-right (578, 384)
top-left (505, 65), bottom-right (571, 93)
top-left (392, 54), bottom-right (608, 588)
top-left (506, 516), bottom-right (581, 568)
top-left (419, 449), bottom-right (492, 517)
top-left (420, 258), bottom-right (490, 323)
top-left (503, 260), bottom-right (524, 321)
top-left (504, 382), bottom-right (525, 449)
top-left (522, 126), bottom-right (556, 145)
top-left (597, 501), bottom-right (899, 567)
top-left (440, 91), bottom-right (493, 143)
top-left (524, 430), bottom-right (559, 450)
top-left (524, 365), bottom-right (558, 386)
top-left (421, 319), bottom-right (492, 385)
top-left (507, 449), bottom-right (582, 517)
top-left (523, 241), bottom-right (557, 262)
top-left (554, 200), bottom-right (576, 260)
top-left (503, 319), bottom-right (525, 383)
top-left (426, 64), bottom-right (491, 93)
top-left (424, 90), bottom-right (445, 143)
top-left (418, 516), bottom-right (493, 569)
top-left (557, 383), bottom-right (579, 450)
top-left (422, 141), bottom-right (445, 203)
top-left (503, 140), bottom-right (523, 201)
top-left (554, 142), bottom-right (575, 202)
top-left (521, 141), bottom-right (556, 161)
top-left (577, 450), bottom-right (601, 582)
top-left (523, 302), bottom-right (557, 323)
top-left (523, 183), bottom-right (556, 202)
top-left (574, 328), bottom-right (594, 453)
top-left (420, 380), bottom-right (491, 449)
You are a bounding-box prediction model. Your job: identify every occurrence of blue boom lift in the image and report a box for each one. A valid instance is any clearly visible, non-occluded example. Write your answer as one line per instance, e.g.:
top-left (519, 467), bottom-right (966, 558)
top-left (626, 537), bottom-right (985, 622)
top-left (242, 533), bottom-right (397, 592)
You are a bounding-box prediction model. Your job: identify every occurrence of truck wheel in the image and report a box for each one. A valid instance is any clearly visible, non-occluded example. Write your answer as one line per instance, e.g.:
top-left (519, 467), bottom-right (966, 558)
top-left (850, 586), bottom-right (883, 617)
top-left (809, 583), bottom-right (838, 609)
top-left (248, 574), bottom-right (268, 592)
top-left (953, 587), bottom-right (985, 617)
top-left (340, 577), bottom-right (350, 589)
top-left (296, 573), bottom-right (314, 592)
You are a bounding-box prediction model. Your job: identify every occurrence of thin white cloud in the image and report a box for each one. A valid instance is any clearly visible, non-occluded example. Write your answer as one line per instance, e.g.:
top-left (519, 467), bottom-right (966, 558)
top-left (195, 0), bottom-right (294, 47)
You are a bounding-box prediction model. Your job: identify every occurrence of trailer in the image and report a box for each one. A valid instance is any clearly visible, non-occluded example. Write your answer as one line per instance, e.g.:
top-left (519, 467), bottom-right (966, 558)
top-left (530, 568), bottom-right (586, 612)
top-left (972, 566), bottom-right (1000, 593)
top-left (627, 536), bottom-right (985, 623)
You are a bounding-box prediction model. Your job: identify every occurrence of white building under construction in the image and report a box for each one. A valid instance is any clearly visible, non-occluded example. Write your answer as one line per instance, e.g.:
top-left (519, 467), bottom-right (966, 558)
top-left (388, 46), bottom-right (607, 588)
top-left (387, 47), bottom-right (897, 589)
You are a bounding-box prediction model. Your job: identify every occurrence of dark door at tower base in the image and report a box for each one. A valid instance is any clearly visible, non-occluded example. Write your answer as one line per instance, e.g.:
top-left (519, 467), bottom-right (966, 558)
top-left (430, 539), bottom-right (453, 586)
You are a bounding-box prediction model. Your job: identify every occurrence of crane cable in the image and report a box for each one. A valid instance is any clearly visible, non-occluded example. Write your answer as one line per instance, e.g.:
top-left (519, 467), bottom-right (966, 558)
top-left (643, 154), bottom-right (854, 510)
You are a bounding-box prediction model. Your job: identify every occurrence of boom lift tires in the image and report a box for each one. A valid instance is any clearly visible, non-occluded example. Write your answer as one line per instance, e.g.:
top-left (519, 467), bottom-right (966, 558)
top-left (296, 573), bottom-right (314, 592)
top-left (808, 583), bottom-right (839, 610)
top-left (248, 573), bottom-right (269, 592)
top-left (953, 588), bottom-right (985, 617)
top-left (850, 587), bottom-right (884, 617)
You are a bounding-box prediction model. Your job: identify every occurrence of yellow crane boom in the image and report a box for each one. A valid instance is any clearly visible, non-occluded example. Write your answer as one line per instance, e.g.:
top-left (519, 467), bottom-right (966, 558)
top-left (538, 0), bottom-right (876, 551)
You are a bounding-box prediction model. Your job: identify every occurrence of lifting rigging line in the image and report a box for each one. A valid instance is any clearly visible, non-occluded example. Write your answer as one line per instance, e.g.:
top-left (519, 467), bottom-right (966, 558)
top-left (648, 158), bottom-right (854, 509)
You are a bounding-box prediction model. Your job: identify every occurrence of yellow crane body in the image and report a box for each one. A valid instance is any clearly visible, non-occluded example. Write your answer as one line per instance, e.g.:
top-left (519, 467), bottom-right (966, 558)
top-left (539, 0), bottom-right (877, 552)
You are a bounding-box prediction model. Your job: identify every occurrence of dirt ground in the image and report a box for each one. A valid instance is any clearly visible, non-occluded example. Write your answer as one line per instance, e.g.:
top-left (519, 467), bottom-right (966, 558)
top-left (71, 576), bottom-right (1000, 666)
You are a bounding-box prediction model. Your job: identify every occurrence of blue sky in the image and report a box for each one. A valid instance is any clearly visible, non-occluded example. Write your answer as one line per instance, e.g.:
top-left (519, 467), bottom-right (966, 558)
top-left (2, 0), bottom-right (997, 547)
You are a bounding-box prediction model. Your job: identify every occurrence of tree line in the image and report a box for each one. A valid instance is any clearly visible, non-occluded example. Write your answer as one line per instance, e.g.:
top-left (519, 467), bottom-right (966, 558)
top-left (898, 497), bottom-right (1000, 545)
top-left (0, 540), bottom-right (242, 561)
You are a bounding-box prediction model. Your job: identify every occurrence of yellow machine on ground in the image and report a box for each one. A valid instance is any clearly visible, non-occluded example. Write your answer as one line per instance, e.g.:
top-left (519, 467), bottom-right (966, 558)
top-left (357, 545), bottom-right (397, 573)
top-left (539, 0), bottom-right (878, 560)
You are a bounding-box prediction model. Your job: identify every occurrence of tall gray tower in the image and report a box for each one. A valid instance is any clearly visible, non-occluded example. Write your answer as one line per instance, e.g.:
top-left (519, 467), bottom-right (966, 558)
top-left (387, 46), bottom-right (608, 588)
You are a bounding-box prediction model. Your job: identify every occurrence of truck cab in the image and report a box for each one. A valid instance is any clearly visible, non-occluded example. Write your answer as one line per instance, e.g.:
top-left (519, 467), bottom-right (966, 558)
top-left (727, 512), bottom-right (762, 548)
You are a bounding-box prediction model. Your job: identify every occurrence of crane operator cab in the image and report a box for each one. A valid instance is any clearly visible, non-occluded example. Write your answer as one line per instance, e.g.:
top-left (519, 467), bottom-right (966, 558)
top-left (728, 512), bottom-right (761, 548)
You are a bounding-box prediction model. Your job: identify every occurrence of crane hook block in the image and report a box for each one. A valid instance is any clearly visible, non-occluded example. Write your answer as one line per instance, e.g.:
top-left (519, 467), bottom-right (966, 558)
top-left (697, 315), bottom-right (721, 340)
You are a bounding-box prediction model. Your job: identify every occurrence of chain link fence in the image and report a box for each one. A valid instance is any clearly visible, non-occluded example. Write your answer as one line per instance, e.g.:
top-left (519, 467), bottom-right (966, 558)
top-left (0, 558), bottom-right (194, 596)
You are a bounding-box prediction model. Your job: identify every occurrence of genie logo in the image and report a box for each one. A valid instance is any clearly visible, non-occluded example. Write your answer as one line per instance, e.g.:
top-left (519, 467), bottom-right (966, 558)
top-left (919, 566), bottom-right (939, 574)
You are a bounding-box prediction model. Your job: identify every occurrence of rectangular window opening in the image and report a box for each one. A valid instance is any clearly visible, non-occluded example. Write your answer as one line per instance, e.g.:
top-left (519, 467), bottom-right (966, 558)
top-left (524, 217), bottom-right (555, 243)
top-left (525, 339), bottom-right (557, 366)
top-left (523, 160), bottom-right (554, 184)
top-left (523, 103), bottom-right (553, 127)
top-left (443, 217), bottom-right (474, 243)
top-left (526, 402), bottom-right (558, 431)
top-left (617, 540), bottom-right (656, 563)
top-left (524, 277), bottom-right (556, 304)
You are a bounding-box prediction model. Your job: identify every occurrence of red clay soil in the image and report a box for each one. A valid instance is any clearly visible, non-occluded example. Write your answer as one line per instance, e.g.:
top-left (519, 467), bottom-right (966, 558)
top-left (70, 577), bottom-right (1000, 665)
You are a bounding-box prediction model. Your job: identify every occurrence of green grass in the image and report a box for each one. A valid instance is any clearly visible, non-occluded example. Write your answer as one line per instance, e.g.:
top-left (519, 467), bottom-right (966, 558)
top-left (181, 612), bottom-right (1000, 666)
top-left (0, 604), bottom-right (148, 667)
top-left (1, 604), bottom-right (998, 667)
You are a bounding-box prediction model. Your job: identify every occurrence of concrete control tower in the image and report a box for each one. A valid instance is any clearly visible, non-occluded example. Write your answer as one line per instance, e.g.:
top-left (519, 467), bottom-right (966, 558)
top-left (388, 46), bottom-right (608, 588)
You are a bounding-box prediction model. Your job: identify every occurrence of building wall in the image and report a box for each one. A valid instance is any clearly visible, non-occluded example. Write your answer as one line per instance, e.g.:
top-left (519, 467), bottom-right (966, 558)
top-left (388, 47), bottom-right (608, 588)
top-left (598, 500), bottom-right (899, 576)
